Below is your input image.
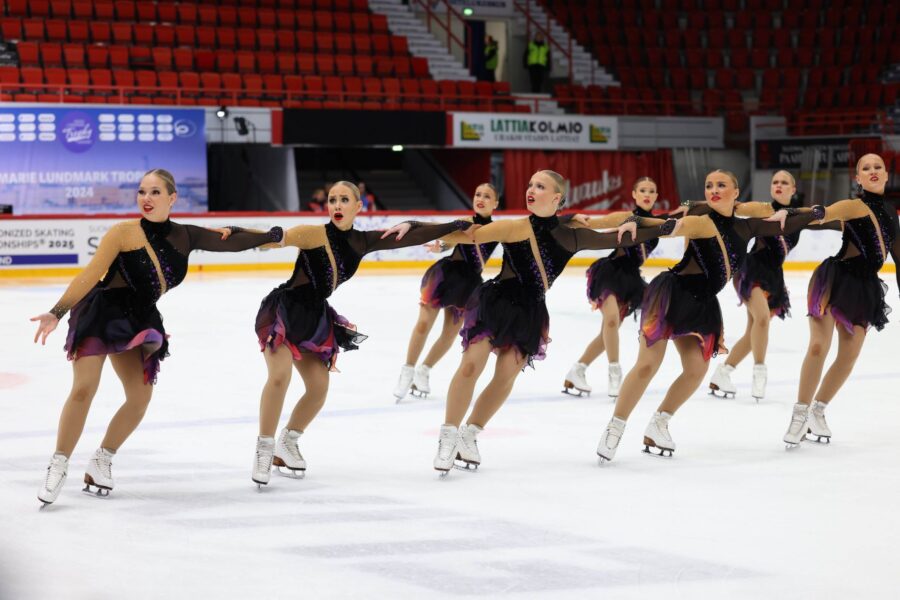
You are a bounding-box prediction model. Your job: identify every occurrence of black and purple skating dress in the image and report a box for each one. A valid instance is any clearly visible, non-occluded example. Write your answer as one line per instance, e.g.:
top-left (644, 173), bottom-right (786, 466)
top-left (256, 220), bottom-right (469, 370)
top-left (52, 219), bottom-right (282, 384)
top-left (807, 191), bottom-right (900, 332)
top-left (419, 213), bottom-right (499, 322)
top-left (585, 207), bottom-right (659, 320)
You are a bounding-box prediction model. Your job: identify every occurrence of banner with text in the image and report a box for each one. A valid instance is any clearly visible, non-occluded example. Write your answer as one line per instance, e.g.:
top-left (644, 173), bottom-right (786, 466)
top-left (451, 113), bottom-right (618, 150)
top-left (503, 149), bottom-right (679, 210)
top-left (0, 106), bottom-right (207, 215)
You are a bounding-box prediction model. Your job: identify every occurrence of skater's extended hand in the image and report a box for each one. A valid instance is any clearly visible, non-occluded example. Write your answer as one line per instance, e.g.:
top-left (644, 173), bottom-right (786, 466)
top-left (570, 213), bottom-right (590, 227)
top-left (667, 204), bottom-right (690, 218)
top-left (616, 221), bottom-right (637, 244)
top-left (30, 313), bottom-right (59, 345)
top-left (211, 227), bottom-right (232, 240)
top-left (764, 209), bottom-right (788, 230)
top-left (462, 223), bottom-right (480, 242)
top-left (423, 240), bottom-right (445, 253)
top-left (381, 222), bottom-right (410, 240)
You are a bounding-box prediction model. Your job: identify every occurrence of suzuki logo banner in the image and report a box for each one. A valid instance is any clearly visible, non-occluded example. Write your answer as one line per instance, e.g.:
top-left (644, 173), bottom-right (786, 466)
top-left (451, 112), bottom-right (618, 150)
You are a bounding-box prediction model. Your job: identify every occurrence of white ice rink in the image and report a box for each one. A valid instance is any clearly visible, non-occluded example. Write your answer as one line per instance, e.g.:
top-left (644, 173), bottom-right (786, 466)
top-left (1, 266), bottom-right (899, 599)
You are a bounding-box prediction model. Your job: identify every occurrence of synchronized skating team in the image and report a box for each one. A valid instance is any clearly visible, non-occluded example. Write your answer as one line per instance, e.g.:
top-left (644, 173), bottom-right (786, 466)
top-left (30, 156), bottom-right (898, 505)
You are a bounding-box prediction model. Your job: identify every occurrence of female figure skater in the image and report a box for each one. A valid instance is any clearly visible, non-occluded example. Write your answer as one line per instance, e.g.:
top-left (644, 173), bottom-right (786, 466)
top-left (251, 182), bottom-right (472, 486)
top-left (31, 169), bottom-right (283, 505)
top-left (564, 176), bottom-right (663, 398)
top-left (429, 170), bottom-right (678, 475)
top-left (595, 170), bottom-right (826, 462)
top-left (393, 183), bottom-right (500, 401)
top-left (707, 171), bottom-right (842, 401)
top-left (783, 153), bottom-right (900, 446)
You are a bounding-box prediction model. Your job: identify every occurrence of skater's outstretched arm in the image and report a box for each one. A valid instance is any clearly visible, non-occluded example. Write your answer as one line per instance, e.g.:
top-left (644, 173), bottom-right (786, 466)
top-left (183, 224), bottom-right (283, 252)
top-left (579, 211), bottom-right (635, 229)
top-left (279, 225), bottom-right (328, 249)
top-left (736, 207), bottom-right (825, 240)
top-left (364, 220), bottom-right (471, 252)
top-left (734, 202), bottom-right (777, 218)
top-left (818, 199), bottom-right (870, 223)
top-left (555, 219), bottom-right (678, 252)
top-left (439, 218), bottom-right (520, 246)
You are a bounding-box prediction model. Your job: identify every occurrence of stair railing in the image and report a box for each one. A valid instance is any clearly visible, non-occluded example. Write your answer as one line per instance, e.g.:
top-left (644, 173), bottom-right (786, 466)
top-left (409, 0), bottom-right (473, 72)
top-left (511, 0), bottom-right (576, 85)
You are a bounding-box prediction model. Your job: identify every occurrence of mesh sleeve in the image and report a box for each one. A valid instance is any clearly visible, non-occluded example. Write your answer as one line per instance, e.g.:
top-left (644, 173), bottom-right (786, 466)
top-left (364, 220), bottom-right (469, 253)
top-left (185, 224), bottom-right (283, 252)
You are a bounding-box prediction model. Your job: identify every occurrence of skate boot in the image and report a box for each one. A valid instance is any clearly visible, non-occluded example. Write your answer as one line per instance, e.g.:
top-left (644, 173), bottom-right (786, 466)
top-left (411, 364), bottom-right (431, 398)
top-left (709, 363), bottom-right (737, 398)
top-left (273, 428), bottom-right (306, 477)
top-left (83, 448), bottom-right (114, 497)
top-left (433, 424), bottom-right (458, 475)
top-left (643, 412), bottom-right (675, 457)
top-left (608, 362), bottom-right (623, 398)
top-left (252, 436), bottom-right (275, 487)
top-left (751, 364), bottom-right (767, 402)
top-left (783, 403), bottom-right (809, 448)
top-left (807, 400), bottom-right (832, 443)
top-left (38, 453), bottom-right (69, 506)
top-left (563, 362), bottom-right (592, 396)
top-left (393, 364), bottom-right (415, 402)
top-left (455, 424), bottom-right (482, 470)
top-left (597, 417), bottom-right (626, 462)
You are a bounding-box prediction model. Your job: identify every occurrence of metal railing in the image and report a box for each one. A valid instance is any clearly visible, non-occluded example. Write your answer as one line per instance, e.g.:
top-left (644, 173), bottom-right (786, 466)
top-left (512, 0), bottom-right (575, 85)
top-left (409, 0), bottom-right (472, 72)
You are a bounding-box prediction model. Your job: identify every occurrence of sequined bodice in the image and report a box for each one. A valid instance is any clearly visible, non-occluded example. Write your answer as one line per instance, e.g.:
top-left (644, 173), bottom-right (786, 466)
top-left (101, 219), bottom-right (186, 304)
top-left (673, 211), bottom-right (744, 294)
top-left (496, 215), bottom-right (572, 299)
top-left (837, 192), bottom-right (895, 271)
top-left (607, 208), bottom-right (659, 267)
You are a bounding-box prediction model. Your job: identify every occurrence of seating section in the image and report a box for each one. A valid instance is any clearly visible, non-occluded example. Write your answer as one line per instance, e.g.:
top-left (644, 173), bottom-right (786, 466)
top-left (0, 0), bottom-right (517, 111)
top-left (547, 0), bottom-right (899, 134)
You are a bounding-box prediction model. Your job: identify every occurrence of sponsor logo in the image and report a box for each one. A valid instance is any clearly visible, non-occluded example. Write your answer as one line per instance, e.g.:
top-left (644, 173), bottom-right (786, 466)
top-left (59, 112), bottom-right (95, 153)
top-left (460, 121), bottom-right (483, 141)
top-left (589, 125), bottom-right (611, 143)
top-left (174, 118), bottom-right (198, 138)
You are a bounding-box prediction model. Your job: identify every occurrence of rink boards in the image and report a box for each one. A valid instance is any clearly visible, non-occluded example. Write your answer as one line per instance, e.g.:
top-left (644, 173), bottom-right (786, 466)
top-left (0, 211), bottom-right (881, 277)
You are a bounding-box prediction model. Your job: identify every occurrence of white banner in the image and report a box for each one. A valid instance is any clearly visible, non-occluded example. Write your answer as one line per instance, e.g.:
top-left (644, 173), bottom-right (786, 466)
top-left (450, 112), bottom-right (619, 150)
top-left (0, 213), bottom-right (851, 273)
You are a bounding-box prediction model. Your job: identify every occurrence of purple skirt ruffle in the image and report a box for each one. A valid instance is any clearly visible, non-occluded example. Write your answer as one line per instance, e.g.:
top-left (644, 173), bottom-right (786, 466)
top-left (733, 249), bottom-right (791, 319)
top-left (460, 278), bottom-right (550, 367)
top-left (64, 286), bottom-right (168, 384)
top-left (255, 283), bottom-right (367, 371)
top-left (420, 257), bottom-right (483, 323)
top-left (807, 256), bottom-right (889, 333)
top-left (586, 255), bottom-right (648, 320)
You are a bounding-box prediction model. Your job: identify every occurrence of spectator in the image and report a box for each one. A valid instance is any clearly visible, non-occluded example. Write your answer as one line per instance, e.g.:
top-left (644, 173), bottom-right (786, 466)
top-left (483, 36), bottom-right (499, 83)
top-left (523, 32), bottom-right (551, 93)
top-left (307, 187), bottom-right (326, 212)
top-left (358, 182), bottom-right (378, 211)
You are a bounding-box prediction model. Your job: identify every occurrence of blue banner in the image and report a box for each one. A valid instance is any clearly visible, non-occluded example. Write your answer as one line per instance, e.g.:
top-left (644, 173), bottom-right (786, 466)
top-left (0, 106), bottom-right (207, 215)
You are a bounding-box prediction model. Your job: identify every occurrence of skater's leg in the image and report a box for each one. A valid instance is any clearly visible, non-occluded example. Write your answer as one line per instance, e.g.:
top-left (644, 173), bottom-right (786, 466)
top-left (797, 313), bottom-right (836, 406)
top-left (259, 345), bottom-right (295, 437)
top-left (55, 355), bottom-right (106, 456)
top-left (445, 339), bottom-right (492, 426)
top-left (746, 288), bottom-right (771, 365)
top-left (725, 306), bottom-right (754, 368)
top-left (405, 304), bottom-right (440, 366)
top-left (813, 324), bottom-right (866, 405)
top-left (466, 348), bottom-right (527, 428)
top-left (100, 349), bottom-right (154, 451)
top-left (285, 354), bottom-right (330, 432)
top-left (599, 296), bottom-right (622, 363)
top-left (657, 337), bottom-right (709, 415)
top-left (612, 336), bottom-right (667, 420)
top-left (422, 307), bottom-right (463, 368)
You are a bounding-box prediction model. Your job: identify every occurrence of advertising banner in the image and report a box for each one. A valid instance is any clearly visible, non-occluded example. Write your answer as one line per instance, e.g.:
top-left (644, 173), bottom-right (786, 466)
top-left (451, 112), bottom-right (618, 150)
top-left (503, 149), bottom-right (680, 211)
top-left (0, 106), bottom-right (207, 215)
top-left (754, 137), bottom-right (880, 171)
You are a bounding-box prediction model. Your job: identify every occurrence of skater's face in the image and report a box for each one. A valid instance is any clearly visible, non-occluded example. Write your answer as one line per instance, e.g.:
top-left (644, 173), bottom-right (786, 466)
top-left (136, 174), bottom-right (177, 222)
top-left (704, 172), bottom-right (739, 215)
top-left (473, 184), bottom-right (498, 217)
top-left (526, 172), bottom-right (563, 217)
top-left (856, 154), bottom-right (887, 194)
top-left (631, 180), bottom-right (658, 211)
top-left (328, 183), bottom-right (362, 230)
top-left (770, 171), bottom-right (796, 206)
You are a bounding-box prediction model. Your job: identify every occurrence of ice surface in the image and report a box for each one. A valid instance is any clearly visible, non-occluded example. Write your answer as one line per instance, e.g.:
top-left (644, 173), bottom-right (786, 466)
top-left (1, 267), bottom-right (898, 599)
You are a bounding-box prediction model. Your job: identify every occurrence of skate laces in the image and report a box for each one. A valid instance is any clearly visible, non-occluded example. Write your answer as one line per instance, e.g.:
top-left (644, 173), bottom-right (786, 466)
top-left (789, 406), bottom-right (808, 433)
top-left (283, 435), bottom-right (303, 461)
top-left (256, 443), bottom-right (274, 472)
top-left (45, 457), bottom-right (66, 489)
top-left (93, 452), bottom-right (112, 479)
top-left (655, 415), bottom-right (672, 441)
top-left (438, 428), bottom-right (457, 459)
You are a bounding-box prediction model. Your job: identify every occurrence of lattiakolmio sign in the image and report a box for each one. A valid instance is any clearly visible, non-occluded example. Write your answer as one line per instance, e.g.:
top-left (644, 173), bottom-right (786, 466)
top-left (451, 113), bottom-right (618, 150)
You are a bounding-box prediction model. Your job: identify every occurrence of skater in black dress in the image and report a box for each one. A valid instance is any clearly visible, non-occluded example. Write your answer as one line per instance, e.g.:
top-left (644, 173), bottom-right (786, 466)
top-left (783, 153), bottom-right (900, 446)
top-left (393, 183), bottom-right (500, 401)
top-left (31, 169), bottom-right (282, 505)
top-left (428, 170), bottom-right (678, 474)
top-left (595, 169), bottom-right (826, 462)
top-left (251, 181), bottom-right (473, 485)
top-left (564, 176), bottom-right (664, 398)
